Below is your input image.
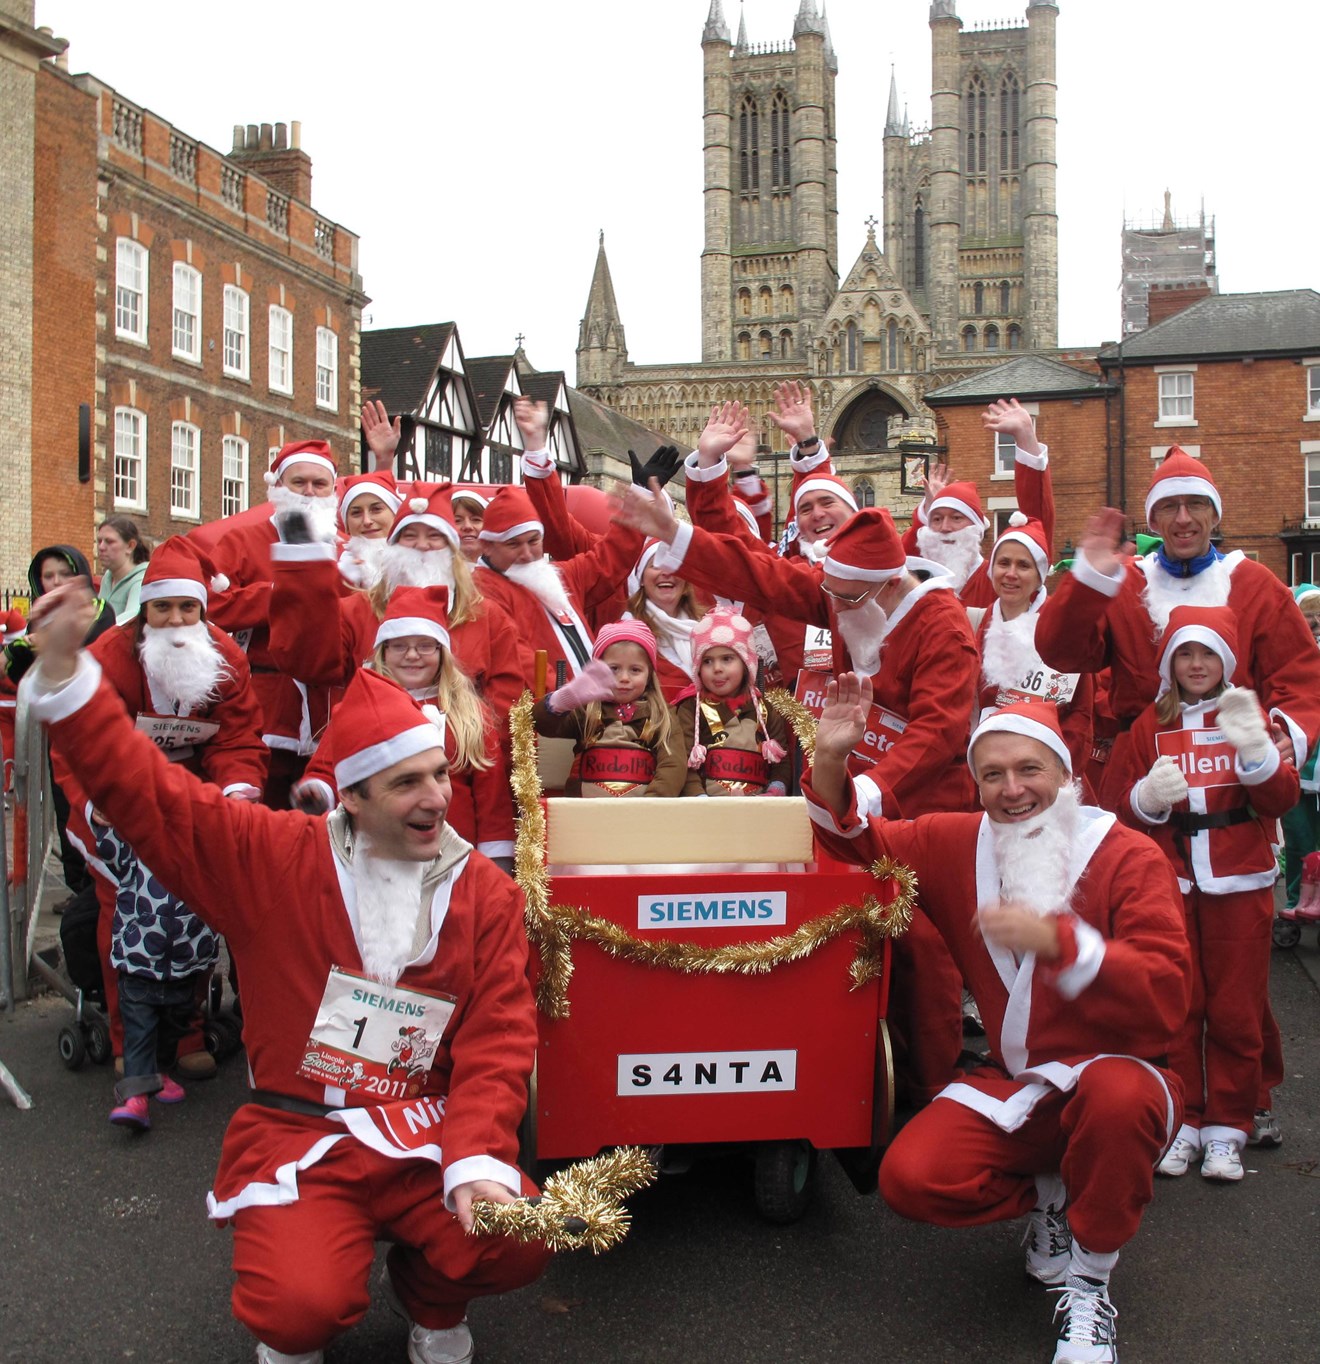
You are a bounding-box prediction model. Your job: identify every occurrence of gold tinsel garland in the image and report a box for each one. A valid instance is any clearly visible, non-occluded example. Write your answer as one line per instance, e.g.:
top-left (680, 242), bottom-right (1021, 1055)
top-left (766, 687), bottom-right (818, 760)
top-left (469, 1146), bottom-right (658, 1253)
top-left (510, 691), bottom-right (916, 1019)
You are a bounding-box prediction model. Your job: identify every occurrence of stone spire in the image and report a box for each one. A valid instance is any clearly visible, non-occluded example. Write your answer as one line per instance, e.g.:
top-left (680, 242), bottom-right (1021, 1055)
top-left (885, 66), bottom-right (903, 136)
top-left (820, 3), bottom-right (838, 71)
top-left (735, 2), bottom-right (747, 52)
top-left (576, 231), bottom-right (627, 386)
top-left (929, 0), bottom-right (957, 18)
top-left (793, 0), bottom-right (827, 39)
top-left (1162, 189), bottom-right (1174, 231)
top-left (703, 0), bottom-right (731, 44)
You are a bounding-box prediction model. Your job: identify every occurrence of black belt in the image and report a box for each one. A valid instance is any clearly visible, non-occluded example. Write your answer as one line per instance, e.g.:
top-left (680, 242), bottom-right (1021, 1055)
top-left (247, 1088), bottom-right (341, 1118)
top-left (1169, 808), bottom-right (1255, 833)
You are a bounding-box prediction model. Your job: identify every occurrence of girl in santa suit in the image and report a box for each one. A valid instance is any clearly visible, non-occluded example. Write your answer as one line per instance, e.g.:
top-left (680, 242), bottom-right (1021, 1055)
top-left (1116, 605), bottom-right (1298, 1183)
top-left (293, 586), bottom-right (515, 870)
top-left (619, 540), bottom-right (711, 702)
top-left (334, 467), bottom-right (403, 591)
top-left (532, 620), bottom-right (686, 798)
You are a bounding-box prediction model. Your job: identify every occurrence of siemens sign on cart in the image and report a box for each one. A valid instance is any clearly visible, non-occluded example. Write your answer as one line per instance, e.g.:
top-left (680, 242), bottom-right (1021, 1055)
top-left (638, 891), bottom-right (788, 928)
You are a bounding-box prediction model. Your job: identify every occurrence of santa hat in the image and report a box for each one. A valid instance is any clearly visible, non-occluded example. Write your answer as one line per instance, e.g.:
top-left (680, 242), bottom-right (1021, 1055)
top-left (821, 508), bottom-right (907, 583)
top-left (793, 474), bottom-right (858, 515)
top-left (0, 607), bottom-right (26, 640)
top-left (477, 486), bottom-right (543, 543)
top-left (687, 606), bottom-right (785, 770)
top-left (374, 586), bottom-right (452, 653)
top-left (450, 486), bottom-right (490, 512)
top-left (140, 536), bottom-right (229, 607)
top-left (331, 668), bottom-right (446, 790)
top-left (592, 619), bottom-right (657, 669)
top-left (1144, 448), bottom-right (1222, 530)
top-left (265, 439), bottom-right (336, 487)
top-left (339, 469), bottom-right (402, 525)
top-left (990, 511), bottom-right (1050, 578)
top-left (386, 483), bottom-right (461, 550)
top-left (1157, 605), bottom-right (1239, 692)
top-left (927, 480), bottom-right (988, 533)
top-left (969, 700), bottom-right (1071, 774)
top-left (627, 540), bottom-right (664, 598)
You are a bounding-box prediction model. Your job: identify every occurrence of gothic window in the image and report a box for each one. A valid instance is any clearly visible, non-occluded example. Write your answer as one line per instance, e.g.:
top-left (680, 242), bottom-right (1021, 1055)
top-left (962, 326), bottom-right (977, 353)
top-left (759, 330), bottom-right (773, 358)
top-left (1000, 280), bottom-right (1011, 313)
top-left (739, 95), bottom-right (760, 193)
top-left (780, 284), bottom-right (794, 315)
top-left (759, 286), bottom-right (773, 315)
top-left (913, 201), bottom-right (926, 288)
top-left (974, 281), bottom-right (984, 315)
top-left (770, 92), bottom-right (791, 189)
top-left (966, 75), bottom-right (987, 174)
top-left (738, 288), bottom-right (752, 317)
top-left (1000, 72), bottom-right (1021, 171)
top-left (854, 478), bottom-right (876, 509)
top-left (738, 332), bottom-right (751, 361)
top-left (779, 329), bottom-right (792, 358)
top-left (985, 324), bottom-right (1000, 351)
top-left (846, 321), bottom-right (858, 371)
top-left (887, 319), bottom-right (899, 370)
top-left (1007, 324), bottom-right (1023, 350)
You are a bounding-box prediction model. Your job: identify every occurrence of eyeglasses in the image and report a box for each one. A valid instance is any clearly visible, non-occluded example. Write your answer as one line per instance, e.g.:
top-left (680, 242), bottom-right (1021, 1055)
top-left (1151, 496), bottom-right (1214, 518)
top-left (820, 582), bottom-right (875, 607)
top-left (384, 640), bottom-right (441, 658)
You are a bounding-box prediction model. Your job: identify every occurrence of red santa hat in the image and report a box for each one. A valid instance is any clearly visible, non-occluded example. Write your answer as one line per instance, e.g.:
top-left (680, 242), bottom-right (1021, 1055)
top-left (338, 469), bottom-right (402, 526)
top-left (821, 508), bottom-right (907, 583)
top-left (373, 586), bottom-right (452, 653)
top-left (592, 619), bottom-right (657, 669)
top-left (477, 486), bottom-right (543, 543)
top-left (793, 474), bottom-right (858, 515)
top-left (927, 480), bottom-right (988, 533)
top-left (1156, 605), bottom-right (1239, 692)
top-left (1144, 447), bottom-right (1222, 530)
top-left (265, 439), bottom-right (337, 487)
top-left (990, 512), bottom-right (1051, 579)
top-left (331, 668), bottom-right (446, 790)
top-left (968, 700), bottom-right (1071, 775)
top-left (386, 483), bottom-right (461, 550)
top-left (690, 606), bottom-right (757, 685)
top-left (450, 486), bottom-right (490, 512)
top-left (139, 535), bottom-right (229, 608)
top-left (0, 607), bottom-right (26, 641)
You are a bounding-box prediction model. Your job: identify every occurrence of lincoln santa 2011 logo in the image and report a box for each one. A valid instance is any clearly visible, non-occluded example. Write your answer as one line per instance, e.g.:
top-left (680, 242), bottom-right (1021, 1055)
top-left (617, 1049), bottom-right (797, 1096)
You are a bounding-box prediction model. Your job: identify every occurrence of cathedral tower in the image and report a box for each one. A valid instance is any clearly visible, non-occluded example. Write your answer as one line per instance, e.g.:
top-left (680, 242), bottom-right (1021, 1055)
top-left (576, 231), bottom-right (627, 387)
top-left (700, 1), bottom-right (839, 364)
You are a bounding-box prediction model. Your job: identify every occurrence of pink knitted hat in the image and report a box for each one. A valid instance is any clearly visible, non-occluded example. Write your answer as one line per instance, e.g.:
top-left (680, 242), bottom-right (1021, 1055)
top-left (690, 606), bottom-right (757, 685)
top-left (592, 619), bottom-right (658, 669)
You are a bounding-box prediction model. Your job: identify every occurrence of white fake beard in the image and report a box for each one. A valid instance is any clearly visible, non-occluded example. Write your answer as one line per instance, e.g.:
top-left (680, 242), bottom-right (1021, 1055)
top-left (798, 536), bottom-right (831, 565)
top-left (980, 608), bottom-right (1043, 691)
top-left (988, 781), bottom-right (1081, 918)
top-left (379, 542), bottom-right (456, 593)
top-left (352, 839), bottom-right (426, 989)
top-left (138, 623), bottom-right (229, 713)
top-left (834, 597), bottom-right (889, 676)
top-left (502, 556), bottom-right (574, 617)
top-left (916, 523), bottom-right (984, 590)
top-left (340, 534), bottom-right (387, 589)
top-left (1140, 553), bottom-right (1232, 636)
top-left (267, 484), bottom-right (340, 544)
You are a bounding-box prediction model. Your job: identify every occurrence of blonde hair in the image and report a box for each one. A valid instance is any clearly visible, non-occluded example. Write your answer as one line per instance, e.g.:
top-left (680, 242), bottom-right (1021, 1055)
top-left (581, 653), bottom-right (673, 753)
top-left (1154, 659), bottom-right (1227, 726)
top-left (367, 549), bottom-right (483, 627)
top-left (369, 644), bottom-right (494, 772)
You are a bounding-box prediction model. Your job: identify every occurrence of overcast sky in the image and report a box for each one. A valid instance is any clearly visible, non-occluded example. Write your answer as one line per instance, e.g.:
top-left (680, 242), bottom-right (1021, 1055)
top-left (41, 0), bottom-right (1319, 378)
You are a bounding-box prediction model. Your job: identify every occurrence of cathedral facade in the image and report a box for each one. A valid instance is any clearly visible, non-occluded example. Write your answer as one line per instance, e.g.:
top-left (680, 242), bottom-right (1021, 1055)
top-left (576, 1), bottom-right (1060, 523)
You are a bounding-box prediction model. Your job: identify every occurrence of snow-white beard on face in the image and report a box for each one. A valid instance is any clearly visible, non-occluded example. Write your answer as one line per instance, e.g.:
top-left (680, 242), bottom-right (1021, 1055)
top-left (916, 523), bottom-right (985, 590)
top-left (352, 836), bottom-right (426, 989)
top-left (988, 780), bottom-right (1081, 919)
top-left (502, 556), bottom-right (573, 617)
top-left (834, 596), bottom-right (890, 676)
top-left (799, 535), bottom-right (831, 565)
top-left (379, 542), bottom-right (456, 593)
top-left (268, 484), bottom-right (340, 544)
top-left (338, 535), bottom-right (388, 590)
top-left (139, 622), bottom-right (229, 712)
top-left (1140, 553), bottom-right (1231, 636)
top-left (981, 608), bottom-right (1043, 691)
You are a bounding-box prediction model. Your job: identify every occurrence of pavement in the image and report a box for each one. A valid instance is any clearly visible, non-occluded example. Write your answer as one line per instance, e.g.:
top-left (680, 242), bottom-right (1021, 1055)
top-left (1, 893), bottom-right (1318, 1363)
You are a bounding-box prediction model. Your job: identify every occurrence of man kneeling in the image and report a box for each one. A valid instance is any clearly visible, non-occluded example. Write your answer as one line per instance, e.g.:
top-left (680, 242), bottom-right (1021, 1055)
top-left (26, 581), bottom-right (549, 1364)
top-left (806, 677), bottom-right (1190, 1364)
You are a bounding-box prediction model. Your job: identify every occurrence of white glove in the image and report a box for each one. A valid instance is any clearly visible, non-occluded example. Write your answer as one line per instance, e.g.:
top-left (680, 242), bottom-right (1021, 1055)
top-left (1215, 687), bottom-right (1272, 767)
top-left (1134, 754), bottom-right (1188, 818)
top-left (546, 659), bottom-right (616, 713)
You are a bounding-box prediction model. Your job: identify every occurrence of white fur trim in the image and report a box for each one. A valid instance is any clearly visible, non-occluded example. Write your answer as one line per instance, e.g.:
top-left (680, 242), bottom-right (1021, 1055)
top-left (968, 711), bottom-right (1071, 773)
top-left (477, 839), bottom-right (516, 860)
top-left (1157, 623), bottom-right (1237, 688)
top-left (263, 471), bottom-right (278, 486)
top-left (140, 577), bottom-right (208, 607)
top-left (653, 519), bottom-right (692, 572)
top-left (339, 483), bottom-right (402, 517)
top-left (788, 443), bottom-right (831, 473)
top-left (270, 540), bottom-right (338, 564)
top-left (210, 574), bottom-right (230, 593)
top-left (1237, 740), bottom-right (1280, 786)
top-left (1070, 546), bottom-right (1125, 598)
top-left (1052, 919), bottom-right (1106, 999)
top-left (794, 476), bottom-right (858, 513)
top-left (627, 541), bottom-right (664, 597)
top-left (1009, 511), bottom-right (1028, 528)
top-left (477, 518), bottom-right (542, 543)
top-left (390, 514), bottom-right (460, 549)
top-left (206, 1133), bottom-right (348, 1219)
top-left (990, 530), bottom-right (1048, 578)
top-left (684, 451), bottom-right (728, 483)
top-left (1145, 474), bottom-right (1222, 529)
top-left (852, 774), bottom-right (884, 817)
top-left (821, 555), bottom-right (903, 584)
top-left (374, 617), bottom-right (451, 650)
top-left (1014, 443), bottom-right (1049, 471)
top-left (443, 1155), bottom-right (523, 1209)
top-left (334, 722), bottom-right (445, 788)
top-left (410, 497), bottom-right (429, 513)
top-left (451, 487), bottom-right (490, 509)
top-left (28, 654), bottom-right (103, 724)
top-left (520, 450), bottom-right (554, 480)
top-left (928, 494), bottom-right (987, 531)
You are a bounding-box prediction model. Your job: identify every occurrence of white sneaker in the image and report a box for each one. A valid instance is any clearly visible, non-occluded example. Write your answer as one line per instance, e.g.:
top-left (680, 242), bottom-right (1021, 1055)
top-left (1023, 1203), bottom-right (1073, 1285)
top-left (1248, 1108), bottom-right (1282, 1147)
top-left (1200, 1138), bottom-right (1244, 1182)
top-left (408, 1319), bottom-right (474, 1364)
top-left (255, 1347), bottom-right (323, 1364)
top-left (1052, 1275), bottom-right (1118, 1363)
top-left (1157, 1135), bottom-right (1199, 1177)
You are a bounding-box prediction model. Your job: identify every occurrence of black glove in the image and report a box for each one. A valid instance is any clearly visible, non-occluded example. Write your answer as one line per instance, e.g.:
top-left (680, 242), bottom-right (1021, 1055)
top-left (629, 445), bottom-right (683, 490)
top-left (276, 509), bottom-right (314, 545)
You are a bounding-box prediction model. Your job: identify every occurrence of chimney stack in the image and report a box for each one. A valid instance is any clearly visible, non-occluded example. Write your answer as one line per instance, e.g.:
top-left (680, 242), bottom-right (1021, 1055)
top-left (229, 117), bottom-right (313, 204)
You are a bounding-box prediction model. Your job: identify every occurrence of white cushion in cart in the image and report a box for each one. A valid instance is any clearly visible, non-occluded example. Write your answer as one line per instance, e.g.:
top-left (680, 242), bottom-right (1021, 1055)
top-left (536, 737), bottom-right (578, 790)
top-left (545, 795), bottom-right (814, 866)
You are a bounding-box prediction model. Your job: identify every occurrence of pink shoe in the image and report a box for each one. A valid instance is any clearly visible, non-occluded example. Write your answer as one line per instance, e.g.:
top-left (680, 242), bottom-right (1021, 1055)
top-left (155, 1076), bottom-right (186, 1104)
top-left (1292, 878), bottom-right (1320, 922)
top-left (109, 1094), bottom-right (151, 1130)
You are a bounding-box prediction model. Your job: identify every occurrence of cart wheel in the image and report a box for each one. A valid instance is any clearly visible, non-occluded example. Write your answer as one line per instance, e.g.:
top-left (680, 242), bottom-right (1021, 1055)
top-left (57, 1024), bottom-right (87, 1071)
top-left (85, 1016), bottom-right (113, 1066)
top-left (753, 1140), bottom-right (817, 1224)
top-left (215, 1014), bottom-right (244, 1059)
top-left (209, 973), bottom-right (224, 1016)
top-left (203, 1020), bottom-right (228, 1059)
top-left (1273, 918), bottom-right (1302, 950)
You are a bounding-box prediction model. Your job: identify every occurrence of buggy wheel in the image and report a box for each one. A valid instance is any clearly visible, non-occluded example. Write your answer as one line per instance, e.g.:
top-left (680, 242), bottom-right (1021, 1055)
top-left (203, 1020), bottom-right (228, 1059)
top-left (753, 1140), bottom-right (817, 1225)
top-left (1273, 918), bottom-right (1302, 950)
top-left (214, 1014), bottom-right (244, 1059)
top-left (58, 1024), bottom-right (87, 1070)
top-left (85, 1016), bottom-right (113, 1065)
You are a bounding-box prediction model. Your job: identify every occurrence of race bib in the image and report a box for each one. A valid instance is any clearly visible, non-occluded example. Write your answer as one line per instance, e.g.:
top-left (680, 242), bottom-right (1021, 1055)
top-left (750, 622), bottom-right (781, 688)
top-left (135, 713), bottom-right (220, 761)
top-left (795, 670), bottom-right (908, 772)
top-left (1154, 728), bottom-right (1241, 792)
top-left (298, 966), bottom-right (455, 1102)
top-left (802, 624), bottom-right (834, 673)
top-left (995, 666), bottom-right (1078, 707)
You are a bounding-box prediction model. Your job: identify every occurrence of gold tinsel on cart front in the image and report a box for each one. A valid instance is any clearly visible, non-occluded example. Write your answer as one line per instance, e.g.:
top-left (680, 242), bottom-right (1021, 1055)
top-left (509, 692), bottom-right (916, 1019)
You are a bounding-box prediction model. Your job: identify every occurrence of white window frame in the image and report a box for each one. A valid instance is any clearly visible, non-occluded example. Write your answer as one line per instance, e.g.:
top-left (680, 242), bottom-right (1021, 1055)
top-left (223, 284), bottom-right (250, 379)
top-left (171, 262), bottom-right (201, 362)
top-left (222, 435), bottom-right (249, 516)
top-left (990, 400), bottom-right (1038, 480)
top-left (113, 407), bottom-right (147, 510)
top-left (316, 327), bottom-right (339, 411)
top-left (1155, 365), bottom-right (1197, 426)
top-left (115, 239), bottom-right (148, 343)
top-left (170, 421), bottom-right (200, 518)
top-left (1304, 443), bottom-right (1320, 525)
top-left (1150, 444), bottom-right (1202, 462)
top-left (268, 305), bottom-right (293, 395)
top-left (1306, 360), bottom-right (1320, 420)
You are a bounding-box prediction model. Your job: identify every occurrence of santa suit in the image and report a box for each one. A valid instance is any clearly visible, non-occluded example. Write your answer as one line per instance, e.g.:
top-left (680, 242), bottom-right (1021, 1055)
top-left (804, 772), bottom-right (1191, 1254)
top-left (1035, 548), bottom-right (1320, 810)
top-left (34, 660), bottom-right (549, 1353)
top-left (1113, 694), bottom-right (1298, 1146)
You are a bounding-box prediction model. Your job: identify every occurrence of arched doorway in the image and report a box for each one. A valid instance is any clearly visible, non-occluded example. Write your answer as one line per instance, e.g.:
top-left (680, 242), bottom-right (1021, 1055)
top-left (827, 387), bottom-right (908, 455)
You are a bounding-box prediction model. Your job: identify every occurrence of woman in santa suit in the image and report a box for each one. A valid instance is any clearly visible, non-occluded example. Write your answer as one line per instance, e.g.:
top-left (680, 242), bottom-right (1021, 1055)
top-left (618, 540), bottom-right (711, 703)
top-left (974, 513), bottom-right (1094, 794)
top-left (334, 467), bottom-right (403, 591)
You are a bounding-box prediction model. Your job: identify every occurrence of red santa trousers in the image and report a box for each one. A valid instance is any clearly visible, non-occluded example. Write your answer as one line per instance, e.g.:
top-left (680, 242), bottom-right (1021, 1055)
top-left (886, 905), bottom-right (965, 1106)
top-left (1173, 885), bottom-right (1275, 1140)
top-left (229, 1137), bottom-right (551, 1354)
top-left (879, 1056), bottom-right (1179, 1255)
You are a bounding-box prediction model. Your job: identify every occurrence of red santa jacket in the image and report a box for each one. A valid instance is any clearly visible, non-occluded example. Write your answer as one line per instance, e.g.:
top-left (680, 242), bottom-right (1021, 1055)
top-left (1113, 693), bottom-right (1299, 895)
top-left (36, 661), bottom-right (534, 1217)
